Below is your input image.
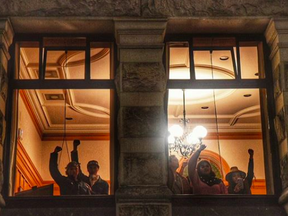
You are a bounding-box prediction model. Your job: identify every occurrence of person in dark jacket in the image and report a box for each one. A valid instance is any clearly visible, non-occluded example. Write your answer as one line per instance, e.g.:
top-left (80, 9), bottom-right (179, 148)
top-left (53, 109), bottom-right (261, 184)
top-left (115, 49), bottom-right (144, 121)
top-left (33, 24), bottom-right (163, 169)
top-left (71, 140), bottom-right (109, 195)
top-left (225, 149), bottom-right (254, 194)
top-left (49, 146), bottom-right (91, 195)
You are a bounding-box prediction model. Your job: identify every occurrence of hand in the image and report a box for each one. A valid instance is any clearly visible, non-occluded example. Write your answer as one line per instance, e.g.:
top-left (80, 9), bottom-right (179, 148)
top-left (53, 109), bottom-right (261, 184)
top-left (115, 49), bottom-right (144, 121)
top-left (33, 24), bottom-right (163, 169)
top-left (54, 146), bottom-right (62, 153)
top-left (198, 144), bottom-right (206, 152)
top-left (73, 140), bottom-right (80, 150)
top-left (234, 184), bottom-right (241, 193)
top-left (182, 158), bottom-right (188, 168)
top-left (248, 149), bottom-right (254, 158)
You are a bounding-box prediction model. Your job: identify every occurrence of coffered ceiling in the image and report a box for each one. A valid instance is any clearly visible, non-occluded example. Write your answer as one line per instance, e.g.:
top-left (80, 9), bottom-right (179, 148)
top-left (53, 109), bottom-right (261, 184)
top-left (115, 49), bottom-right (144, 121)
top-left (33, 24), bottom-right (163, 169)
top-left (19, 43), bottom-right (263, 140)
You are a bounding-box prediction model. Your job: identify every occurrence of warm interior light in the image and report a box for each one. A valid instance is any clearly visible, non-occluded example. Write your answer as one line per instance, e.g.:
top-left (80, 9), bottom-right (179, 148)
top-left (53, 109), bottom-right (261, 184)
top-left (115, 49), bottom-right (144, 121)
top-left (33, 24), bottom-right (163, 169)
top-left (169, 124), bottom-right (184, 137)
top-left (192, 126), bottom-right (207, 139)
top-left (187, 133), bottom-right (200, 145)
top-left (168, 134), bottom-right (175, 144)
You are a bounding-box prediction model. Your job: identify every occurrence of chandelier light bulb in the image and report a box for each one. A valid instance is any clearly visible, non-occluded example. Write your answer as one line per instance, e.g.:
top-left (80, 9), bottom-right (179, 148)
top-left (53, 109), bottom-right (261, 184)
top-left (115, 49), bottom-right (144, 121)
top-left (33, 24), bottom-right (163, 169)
top-left (169, 124), bottom-right (184, 137)
top-left (187, 133), bottom-right (200, 145)
top-left (192, 125), bottom-right (208, 139)
top-left (168, 134), bottom-right (175, 144)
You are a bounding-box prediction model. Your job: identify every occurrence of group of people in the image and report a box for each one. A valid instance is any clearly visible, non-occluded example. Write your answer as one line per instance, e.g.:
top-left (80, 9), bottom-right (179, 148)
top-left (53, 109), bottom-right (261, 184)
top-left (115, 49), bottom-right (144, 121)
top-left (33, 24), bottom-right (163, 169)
top-left (50, 140), bottom-right (253, 196)
top-left (168, 144), bottom-right (254, 195)
top-left (49, 140), bottom-right (109, 195)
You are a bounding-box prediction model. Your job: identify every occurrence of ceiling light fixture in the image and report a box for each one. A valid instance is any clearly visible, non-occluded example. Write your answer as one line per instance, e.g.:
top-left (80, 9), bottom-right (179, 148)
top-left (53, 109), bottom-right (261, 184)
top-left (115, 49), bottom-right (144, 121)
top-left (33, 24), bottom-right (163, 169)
top-left (168, 89), bottom-right (207, 157)
top-left (220, 56), bottom-right (229, 61)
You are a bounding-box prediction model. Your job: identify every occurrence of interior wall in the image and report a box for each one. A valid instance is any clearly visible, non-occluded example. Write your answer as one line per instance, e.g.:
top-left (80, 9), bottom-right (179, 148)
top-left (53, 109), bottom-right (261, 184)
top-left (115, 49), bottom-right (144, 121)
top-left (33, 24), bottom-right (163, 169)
top-left (18, 96), bottom-right (43, 177)
top-left (41, 140), bottom-right (110, 182)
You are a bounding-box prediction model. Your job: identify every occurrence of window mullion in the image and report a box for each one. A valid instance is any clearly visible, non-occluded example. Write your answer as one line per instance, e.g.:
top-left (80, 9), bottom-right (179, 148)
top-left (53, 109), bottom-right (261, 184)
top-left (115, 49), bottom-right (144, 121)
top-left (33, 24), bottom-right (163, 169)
top-left (189, 40), bottom-right (195, 81)
top-left (236, 39), bottom-right (241, 80)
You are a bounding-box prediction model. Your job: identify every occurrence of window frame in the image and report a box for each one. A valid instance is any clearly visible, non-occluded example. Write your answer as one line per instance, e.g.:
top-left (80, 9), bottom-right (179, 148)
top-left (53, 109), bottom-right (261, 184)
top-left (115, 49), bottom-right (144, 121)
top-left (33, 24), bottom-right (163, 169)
top-left (165, 34), bottom-right (282, 196)
top-left (3, 34), bottom-right (118, 198)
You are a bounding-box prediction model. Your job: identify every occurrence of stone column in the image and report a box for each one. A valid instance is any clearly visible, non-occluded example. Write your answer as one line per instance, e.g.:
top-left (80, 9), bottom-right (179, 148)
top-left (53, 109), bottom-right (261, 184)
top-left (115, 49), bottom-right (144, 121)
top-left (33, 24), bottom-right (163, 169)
top-left (0, 18), bottom-right (14, 207)
top-left (114, 19), bottom-right (172, 216)
top-left (265, 18), bottom-right (288, 214)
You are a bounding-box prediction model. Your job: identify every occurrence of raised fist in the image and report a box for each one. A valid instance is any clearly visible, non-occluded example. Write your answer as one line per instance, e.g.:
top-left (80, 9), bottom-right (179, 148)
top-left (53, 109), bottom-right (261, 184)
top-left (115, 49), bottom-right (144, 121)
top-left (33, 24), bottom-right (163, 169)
top-left (248, 149), bottom-right (254, 157)
top-left (198, 144), bottom-right (207, 152)
top-left (54, 146), bottom-right (62, 153)
top-left (73, 140), bottom-right (80, 150)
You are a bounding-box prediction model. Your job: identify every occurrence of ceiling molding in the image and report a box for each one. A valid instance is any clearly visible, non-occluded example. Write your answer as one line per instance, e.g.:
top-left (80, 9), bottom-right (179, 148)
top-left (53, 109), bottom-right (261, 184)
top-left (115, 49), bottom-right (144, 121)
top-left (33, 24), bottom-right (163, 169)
top-left (229, 105), bottom-right (260, 126)
top-left (42, 133), bottom-right (110, 141)
top-left (205, 132), bottom-right (262, 140)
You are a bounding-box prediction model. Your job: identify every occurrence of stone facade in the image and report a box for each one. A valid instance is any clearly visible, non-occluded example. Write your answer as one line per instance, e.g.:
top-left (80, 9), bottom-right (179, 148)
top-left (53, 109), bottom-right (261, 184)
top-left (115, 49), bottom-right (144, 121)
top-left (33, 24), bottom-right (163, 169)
top-left (0, 0), bottom-right (288, 17)
top-left (0, 19), bottom-right (13, 209)
top-left (0, 1), bottom-right (287, 215)
top-left (265, 18), bottom-right (288, 214)
top-left (115, 20), bottom-right (171, 215)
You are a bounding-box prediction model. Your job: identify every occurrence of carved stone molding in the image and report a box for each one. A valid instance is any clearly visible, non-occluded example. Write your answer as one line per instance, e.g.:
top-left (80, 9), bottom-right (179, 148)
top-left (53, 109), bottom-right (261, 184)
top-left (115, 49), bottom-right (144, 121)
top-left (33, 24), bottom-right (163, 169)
top-left (122, 62), bottom-right (166, 92)
top-left (118, 203), bottom-right (170, 216)
top-left (119, 106), bottom-right (165, 138)
top-left (119, 153), bottom-right (166, 186)
top-left (114, 19), bottom-right (167, 46)
top-left (0, 19), bottom-right (14, 62)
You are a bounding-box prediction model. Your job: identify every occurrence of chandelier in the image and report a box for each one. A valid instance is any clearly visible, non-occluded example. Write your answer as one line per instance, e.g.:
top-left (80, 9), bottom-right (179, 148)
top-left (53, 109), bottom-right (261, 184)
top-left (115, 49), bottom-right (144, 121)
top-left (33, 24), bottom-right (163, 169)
top-left (168, 89), bottom-right (207, 157)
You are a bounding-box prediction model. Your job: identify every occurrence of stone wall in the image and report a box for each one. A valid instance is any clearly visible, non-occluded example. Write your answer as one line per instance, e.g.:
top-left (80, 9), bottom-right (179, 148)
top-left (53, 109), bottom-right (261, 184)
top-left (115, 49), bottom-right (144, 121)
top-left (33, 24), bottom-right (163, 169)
top-left (0, 0), bottom-right (287, 17)
top-left (114, 20), bottom-right (172, 215)
top-left (0, 19), bottom-right (14, 208)
top-left (265, 18), bottom-right (288, 213)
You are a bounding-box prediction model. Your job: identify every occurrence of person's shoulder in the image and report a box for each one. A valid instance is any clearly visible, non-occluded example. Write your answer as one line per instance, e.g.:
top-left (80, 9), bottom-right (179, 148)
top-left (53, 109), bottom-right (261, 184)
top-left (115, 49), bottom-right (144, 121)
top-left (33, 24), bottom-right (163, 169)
top-left (99, 176), bottom-right (109, 185)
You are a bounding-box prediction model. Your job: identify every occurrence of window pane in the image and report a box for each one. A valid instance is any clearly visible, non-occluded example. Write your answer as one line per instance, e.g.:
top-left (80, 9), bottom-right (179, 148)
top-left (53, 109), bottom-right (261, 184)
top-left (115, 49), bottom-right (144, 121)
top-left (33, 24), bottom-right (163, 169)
top-left (194, 50), bottom-right (236, 80)
top-left (45, 50), bottom-right (85, 79)
top-left (90, 42), bottom-right (111, 79)
top-left (169, 42), bottom-right (190, 79)
top-left (18, 42), bottom-right (39, 79)
top-left (15, 89), bottom-right (111, 196)
top-left (167, 88), bottom-right (268, 195)
top-left (240, 42), bottom-right (263, 79)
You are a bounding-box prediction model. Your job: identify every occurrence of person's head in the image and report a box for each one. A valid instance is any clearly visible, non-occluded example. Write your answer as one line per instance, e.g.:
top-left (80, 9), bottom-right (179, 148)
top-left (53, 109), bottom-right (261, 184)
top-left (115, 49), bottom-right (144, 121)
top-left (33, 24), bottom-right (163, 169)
top-left (169, 155), bottom-right (179, 170)
top-left (87, 160), bottom-right (99, 175)
top-left (65, 161), bottom-right (80, 178)
top-left (197, 160), bottom-right (213, 176)
top-left (225, 166), bottom-right (246, 184)
top-left (231, 172), bottom-right (243, 184)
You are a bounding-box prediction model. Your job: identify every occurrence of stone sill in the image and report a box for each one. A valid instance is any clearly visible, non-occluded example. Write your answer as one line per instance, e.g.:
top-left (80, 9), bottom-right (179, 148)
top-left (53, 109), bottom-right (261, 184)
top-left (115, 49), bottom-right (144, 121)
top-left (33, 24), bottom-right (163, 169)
top-left (3, 195), bottom-right (282, 209)
top-left (172, 195), bottom-right (281, 207)
top-left (3, 195), bottom-right (116, 208)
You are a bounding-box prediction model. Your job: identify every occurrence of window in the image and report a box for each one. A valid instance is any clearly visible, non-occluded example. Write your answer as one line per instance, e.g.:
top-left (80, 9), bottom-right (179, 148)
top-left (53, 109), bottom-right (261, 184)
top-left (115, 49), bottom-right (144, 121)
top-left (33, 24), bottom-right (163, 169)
top-left (166, 36), bottom-right (276, 195)
top-left (5, 36), bottom-right (116, 197)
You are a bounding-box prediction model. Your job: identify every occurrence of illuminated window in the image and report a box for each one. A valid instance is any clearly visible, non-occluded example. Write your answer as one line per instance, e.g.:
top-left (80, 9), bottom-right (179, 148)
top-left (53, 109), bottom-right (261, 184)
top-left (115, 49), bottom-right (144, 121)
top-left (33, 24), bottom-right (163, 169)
top-left (167, 37), bottom-right (274, 195)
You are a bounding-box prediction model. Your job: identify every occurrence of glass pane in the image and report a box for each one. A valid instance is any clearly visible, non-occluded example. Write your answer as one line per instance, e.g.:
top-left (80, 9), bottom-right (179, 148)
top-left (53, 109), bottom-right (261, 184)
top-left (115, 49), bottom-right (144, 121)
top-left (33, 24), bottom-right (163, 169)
top-left (194, 50), bottom-right (236, 80)
top-left (45, 50), bottom-right (85, 79)
top-left (15, 89), bottom-right (111, 196)
top-left (91, 42), bottom-right (111, 79)
top-left (240, 43), bottom-right (262, 79)
top-left (169, 42), bottom-right (190, 79)
top-left (167, 88), bottom-right (267, 195)
top-left (18, 42), bottom-right (39, 79)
